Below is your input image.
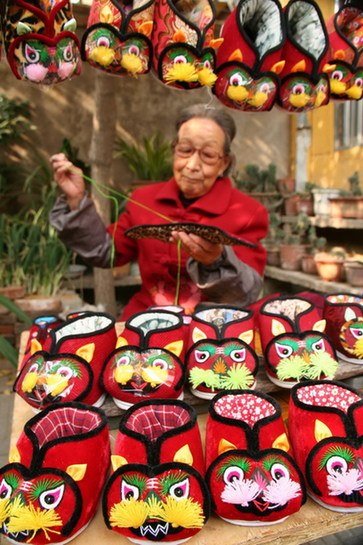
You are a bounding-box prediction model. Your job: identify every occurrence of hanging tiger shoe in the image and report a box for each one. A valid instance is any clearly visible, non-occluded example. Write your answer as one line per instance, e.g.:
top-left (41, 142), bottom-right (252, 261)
top-left (214, 0), bottom-right (286, 112)
top-left (101, 310), bottom-right (186, 409)
top-left (14, 311), bottom-right (117, 411)
top-left (81, 0), bottom-right (154, 76)
top-left (0, 402), bottom-right (110, 544)
top-left (324, 2), bottom-right (363, 101)
top-left (277, 0), bottom-right (332, 112)
top-left (288, 379), bottom-right (363, 512)
top-left (102, 398), bottom-right (210, 543)
top-left (205, 389), bottom-right (306, 525)
top-left (150, 0), bottom-right (221, 89)
top-left (2, 0), bottom-right (81, 84)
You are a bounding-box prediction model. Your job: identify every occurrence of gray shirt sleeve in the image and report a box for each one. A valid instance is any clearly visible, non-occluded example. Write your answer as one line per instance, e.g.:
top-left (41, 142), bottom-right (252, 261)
top-left (186, 245), bottom-right (263, 307)
top-left (49, 194), bottom-right (113, 268)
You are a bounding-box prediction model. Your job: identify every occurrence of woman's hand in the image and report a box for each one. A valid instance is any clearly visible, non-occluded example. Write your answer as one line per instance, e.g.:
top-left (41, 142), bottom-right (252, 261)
top-left (50, 153), bottom-right (85, 210)
top-left (170, 231), bottom-right (223, 266)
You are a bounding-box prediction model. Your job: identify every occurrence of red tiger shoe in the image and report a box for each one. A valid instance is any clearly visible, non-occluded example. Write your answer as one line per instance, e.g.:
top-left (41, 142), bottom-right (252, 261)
top-left (186, 305), bottom-right (258, 399)
top-left (214, 0), bottom-right (286, 112)
top-left (102, 399), bottom-right (210, 543)
top-left (81, 0), bottom-right (154, 77)
top-left (101, 310), bottom-right (186, 409)
top-left (0, 402), bottom-right (110, 545)
top-left (325, 3), bottom-right (363, 101)
top-left (20, 315), bottom-right (64, 370)
top-left (323, 293), bottom-right (363, 364)
top-left (14, 311), bottom-right (116, 411)
top-left (205, 390), bottom-right (306, 525)
top-left (2, 0), bottom-right (81, 84)
top-left (288, 380), bottom-right (363, 512)
top-left (258, 293), bottom-right (338, 388)
top-left (277, 0), bottom-right (331, 112)
top-left (151, 0), bottom-right (220, 89)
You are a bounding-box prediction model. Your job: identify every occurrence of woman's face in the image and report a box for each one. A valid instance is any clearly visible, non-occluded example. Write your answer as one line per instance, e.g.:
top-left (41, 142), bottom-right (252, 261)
top-left (173, 117), bottom-right (231, 199)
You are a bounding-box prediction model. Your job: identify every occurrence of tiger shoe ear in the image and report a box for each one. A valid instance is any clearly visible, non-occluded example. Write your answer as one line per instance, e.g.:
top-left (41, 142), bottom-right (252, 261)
top-left (66, 464), bottom-right (87, 481)
top-left (164, 340), bottom-right (183, 357)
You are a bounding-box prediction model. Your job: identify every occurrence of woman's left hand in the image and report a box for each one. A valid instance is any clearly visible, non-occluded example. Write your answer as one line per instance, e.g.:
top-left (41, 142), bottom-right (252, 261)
top-left (170, 231), bottom-right (223, 266)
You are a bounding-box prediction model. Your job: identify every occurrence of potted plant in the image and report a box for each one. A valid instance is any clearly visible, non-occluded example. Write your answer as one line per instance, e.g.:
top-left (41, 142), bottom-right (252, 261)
top-left (301, 226), bottom-right (327, 275)
top-left (262, 212), bottom-right (285, 266)
top-left (283, 181), bottom-right (318, 216)
top-left (329, 172), bottom-right (363, 219)
top-left (314, 247), bottom-right (347, 282)
top-left (114, 131), bottom-right (173, 188)
top-left (232, 163), bottom-right (284, 212)
top-left (344, 253), bottom-right (363, 287)
top-left (280, 213), bottom-right (312, 271)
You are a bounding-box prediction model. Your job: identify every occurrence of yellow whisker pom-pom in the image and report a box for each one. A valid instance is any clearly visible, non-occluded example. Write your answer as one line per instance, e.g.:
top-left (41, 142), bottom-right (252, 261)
top-left (21, 372), bottom-right (38, 393)
top-left (0, 499), bottom-right (11, 524)
top-left (121, 54), bottom-right (143, 75)
top-left (142, 367), bottom-right (168, 387)
top-left (110, 499), bottom-right (149, 529)
top-left (114, 365), bottom-right (133, 384)
top-left (197, 67), bottom-right (217, 87)
top-left (7, 503), bottom-right (62, 541)
top-left (89, 46), bottom-right (115, 66)
top-left (153, 497), bottom-right (204, 529)
top-left (354, 338), bottom-right (363, 359)
top-left (227, 85), bottom-right (248, 102)
top-left (248, 91), bottom-right (268, 107)
top-left (164, 63), bottom-right (198, 84)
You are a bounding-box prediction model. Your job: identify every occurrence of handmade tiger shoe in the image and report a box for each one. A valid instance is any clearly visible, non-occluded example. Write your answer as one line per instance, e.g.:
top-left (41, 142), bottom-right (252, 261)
top-left (277, 0), bottom-right (331, 112)
top-left (214, 0), bottom-right (285, 112)
top-left (205, 390), bottom-right (306, 525)
top-left (258, 294), bottom-right (338, 388)
top-left (81, 0), bottom-right (154, 77)
top-left (186, 305), bottom-right (258, 399)
top-left (19, 315), bottom-right (64, 370)
top-left (151, 0), bottom-right (220, 89)
top-left (101, 310), bottom-right (186, 409)
top-left (0, 402), bottom-right (110, 544)
top-left (325, 3), bottom-right (363, 101)
top-left (14, 311), bottom-right (116, 410)
top-left (288, 380), bottom-right (363, 512)
top-left (323, 293), bottom-right (363, 364)
top-left (102, 399), bottom-right (210, 543)
top-left (2, 0), bottom-right (81, 84)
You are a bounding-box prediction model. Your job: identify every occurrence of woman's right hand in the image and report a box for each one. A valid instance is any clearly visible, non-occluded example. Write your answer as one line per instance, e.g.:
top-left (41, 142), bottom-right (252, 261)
top-left (50, 153), bottom-right (86, 210)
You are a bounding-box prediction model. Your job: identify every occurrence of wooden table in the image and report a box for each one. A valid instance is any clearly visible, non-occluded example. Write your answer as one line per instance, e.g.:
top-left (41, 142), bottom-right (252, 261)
top-left (7, 333), bottom-right (363, 545)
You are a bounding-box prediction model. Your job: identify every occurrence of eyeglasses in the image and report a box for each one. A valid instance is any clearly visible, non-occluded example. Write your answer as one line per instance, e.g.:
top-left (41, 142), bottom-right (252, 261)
top-left (173, 142), bottom-right (224, 165)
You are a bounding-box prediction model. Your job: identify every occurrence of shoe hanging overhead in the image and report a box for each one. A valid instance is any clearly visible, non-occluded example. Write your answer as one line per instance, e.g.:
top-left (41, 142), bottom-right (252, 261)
top-left (1, 0), bottom-right (82, 85)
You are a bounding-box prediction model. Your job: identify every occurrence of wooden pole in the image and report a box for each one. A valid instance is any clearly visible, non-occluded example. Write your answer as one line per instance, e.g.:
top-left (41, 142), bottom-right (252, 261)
top-left (89, 71), bottom-right (117, 318)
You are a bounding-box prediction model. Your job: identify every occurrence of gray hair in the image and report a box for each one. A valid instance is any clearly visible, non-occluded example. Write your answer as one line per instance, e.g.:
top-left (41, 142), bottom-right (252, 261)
top-left (174, 104), bottom-right (236, 175)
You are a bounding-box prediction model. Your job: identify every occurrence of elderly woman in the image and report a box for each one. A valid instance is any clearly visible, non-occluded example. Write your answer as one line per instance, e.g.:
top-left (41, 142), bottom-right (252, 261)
top-left (50, 103), bottom-right (268, 319)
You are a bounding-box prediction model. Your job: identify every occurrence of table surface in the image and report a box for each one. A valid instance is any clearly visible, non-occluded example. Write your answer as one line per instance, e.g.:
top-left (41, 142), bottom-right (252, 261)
top-left (7, 332), bottom-right (363, 545)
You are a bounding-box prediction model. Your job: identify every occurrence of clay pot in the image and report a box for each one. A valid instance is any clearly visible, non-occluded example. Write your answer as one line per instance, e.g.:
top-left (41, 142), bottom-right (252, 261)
top-left (314, 252), bottom-right (345, 282)
top-left (329, 197), bottom-right (363, 219)
top-left (301, 254), bottom-right (318, 275)
top-left (266, 247), bottom-right (281, 266)
top-left (277, 177), bottom-right (296, 194)
top-left (295, 197), bottom-right (314, 216)
top-left (344, 262), bottom-right (363, 287)
top-left (280, 244), bottom-right (311, 271)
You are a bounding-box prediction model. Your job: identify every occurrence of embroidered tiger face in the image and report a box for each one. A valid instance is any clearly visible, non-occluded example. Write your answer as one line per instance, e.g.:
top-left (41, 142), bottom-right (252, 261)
top-left (3, 0), bottom-right (81, 84)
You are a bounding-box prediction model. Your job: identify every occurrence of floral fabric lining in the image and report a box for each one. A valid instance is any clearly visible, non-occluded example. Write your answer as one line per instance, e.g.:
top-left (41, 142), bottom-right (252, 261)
top-left (214, 393), bottom-right (275, 427)
top-left (55, 315), bottom-right (113, 342)
top-left (296, 383), bottom-right (361, 413)
top-left (264, 298), bottom-right (311, 320)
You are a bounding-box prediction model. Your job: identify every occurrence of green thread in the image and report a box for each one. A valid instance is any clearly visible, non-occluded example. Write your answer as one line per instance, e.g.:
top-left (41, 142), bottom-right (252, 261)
top-left (71, 169), bottom-right (181, 305)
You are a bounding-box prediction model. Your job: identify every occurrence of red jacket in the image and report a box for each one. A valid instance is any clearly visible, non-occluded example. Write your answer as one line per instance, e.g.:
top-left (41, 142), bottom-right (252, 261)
top-left (108, 176), bottom-right (268, 319)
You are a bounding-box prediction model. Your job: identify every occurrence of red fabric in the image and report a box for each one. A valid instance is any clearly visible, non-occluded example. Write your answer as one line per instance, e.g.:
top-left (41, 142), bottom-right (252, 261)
top-left (107, 177), bottom-right (268, 320)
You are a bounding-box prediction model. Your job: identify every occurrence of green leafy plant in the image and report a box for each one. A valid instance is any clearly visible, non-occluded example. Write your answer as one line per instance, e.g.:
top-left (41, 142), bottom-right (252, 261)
top-left (282, 213), bottom-right (311, 245)
top-left (114, 132), bottom-right (173, 181)
top-left (233, 163), bottom-right (278, 193)
top-left (0, 294), bottom-right (32, 367)
top-left (340, 171), bottom-right (362, 196)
